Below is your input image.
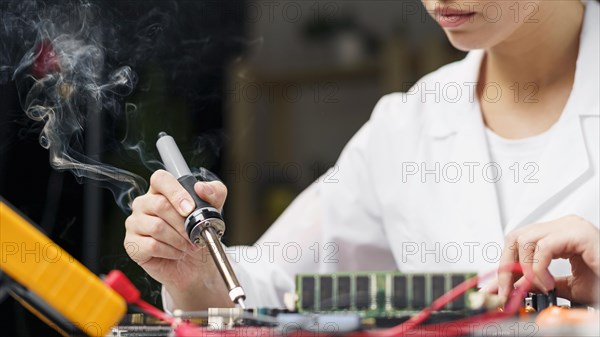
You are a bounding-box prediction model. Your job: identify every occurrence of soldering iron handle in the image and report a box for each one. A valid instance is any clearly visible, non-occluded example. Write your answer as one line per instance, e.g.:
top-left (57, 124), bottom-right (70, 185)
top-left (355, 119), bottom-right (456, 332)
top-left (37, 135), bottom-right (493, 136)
top-left (177, 175), bottom-right (213, 211)
top-left (156, 132), bottom-right (215, 211)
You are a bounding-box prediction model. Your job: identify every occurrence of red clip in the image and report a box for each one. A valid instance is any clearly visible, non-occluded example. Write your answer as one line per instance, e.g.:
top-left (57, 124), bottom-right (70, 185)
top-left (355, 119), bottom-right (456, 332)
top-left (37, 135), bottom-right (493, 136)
top-left (104, 269), bottom-right (140, 304)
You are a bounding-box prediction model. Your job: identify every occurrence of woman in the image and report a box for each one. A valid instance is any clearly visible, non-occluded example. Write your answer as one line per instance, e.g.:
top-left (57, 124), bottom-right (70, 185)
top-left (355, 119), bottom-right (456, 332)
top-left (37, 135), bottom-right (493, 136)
top-left (125, 0), bottom-right (599, 310)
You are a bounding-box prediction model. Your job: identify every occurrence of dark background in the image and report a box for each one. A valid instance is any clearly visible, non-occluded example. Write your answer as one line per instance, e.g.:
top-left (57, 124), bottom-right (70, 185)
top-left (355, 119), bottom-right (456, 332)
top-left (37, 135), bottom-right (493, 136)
top-left (0, 0), bottom-right (462, 335)
top-left (0, 1), bottom-right (245, 334)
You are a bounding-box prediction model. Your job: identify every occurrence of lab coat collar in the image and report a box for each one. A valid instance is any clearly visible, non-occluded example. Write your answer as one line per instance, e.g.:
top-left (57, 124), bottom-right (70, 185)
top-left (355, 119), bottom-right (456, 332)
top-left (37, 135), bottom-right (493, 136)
top-left (435, 51), bottom-right (503, 237)
top-left (504, 112), bottom-right (593, 232)
top-left (427, 50), bottom-right (484, 139)
top-left (430, 0), bottom-right (599, 139)
top-left (436, 0), bottom-right (598, 233)
top-left (504, 0), bottom-right (598, 231)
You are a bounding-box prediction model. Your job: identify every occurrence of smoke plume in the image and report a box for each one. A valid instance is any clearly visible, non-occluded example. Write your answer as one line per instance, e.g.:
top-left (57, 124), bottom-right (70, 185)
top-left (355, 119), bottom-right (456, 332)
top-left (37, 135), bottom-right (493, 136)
top-left (3, 0), bottom-right (146, 212)
top-left (1, 0), bottom-right (245, 213)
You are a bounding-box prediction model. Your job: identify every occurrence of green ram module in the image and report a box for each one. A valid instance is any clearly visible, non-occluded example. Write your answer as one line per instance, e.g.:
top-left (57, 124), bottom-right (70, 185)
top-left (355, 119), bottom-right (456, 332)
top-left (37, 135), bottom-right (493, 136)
top-left (295, 271), bottom-right (476, 317)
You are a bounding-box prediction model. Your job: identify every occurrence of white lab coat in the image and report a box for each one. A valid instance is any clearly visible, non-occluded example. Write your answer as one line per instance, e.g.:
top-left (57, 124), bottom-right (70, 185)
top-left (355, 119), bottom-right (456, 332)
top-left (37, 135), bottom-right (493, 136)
top-left (163, 1), bottom-right (599, 309)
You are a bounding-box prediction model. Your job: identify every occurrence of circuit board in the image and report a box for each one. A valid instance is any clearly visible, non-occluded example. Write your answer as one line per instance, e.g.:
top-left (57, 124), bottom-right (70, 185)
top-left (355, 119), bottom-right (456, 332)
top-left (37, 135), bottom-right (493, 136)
top-left (295, 271), bottom-right (476, 316)
top-left (108, 310), bottom-right (473, 336)
top-left (106, 281), bottom-right (599, 337)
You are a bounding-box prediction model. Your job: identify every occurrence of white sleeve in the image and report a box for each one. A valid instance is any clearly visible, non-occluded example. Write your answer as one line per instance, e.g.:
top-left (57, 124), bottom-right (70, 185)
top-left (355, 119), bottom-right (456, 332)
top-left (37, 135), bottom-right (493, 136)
top-left (228, 97), bottom-right (397, 307)
top-left (229, 182), bottom-right (327, 307)
top-left (318, 107), bottom-right (397, 274)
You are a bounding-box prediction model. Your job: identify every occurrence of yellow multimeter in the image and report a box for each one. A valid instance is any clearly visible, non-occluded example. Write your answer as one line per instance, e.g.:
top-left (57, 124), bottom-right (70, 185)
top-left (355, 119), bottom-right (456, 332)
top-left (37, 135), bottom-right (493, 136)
top-left (0, 197), bottom-right (126, 336)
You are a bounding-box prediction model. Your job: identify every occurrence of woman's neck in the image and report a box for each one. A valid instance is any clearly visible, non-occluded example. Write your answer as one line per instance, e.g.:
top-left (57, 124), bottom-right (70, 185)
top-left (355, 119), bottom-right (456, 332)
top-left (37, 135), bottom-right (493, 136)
top-left (478, 1), bottom-right (585, 139)
top-left (485, 1), bottom-right (584, 87)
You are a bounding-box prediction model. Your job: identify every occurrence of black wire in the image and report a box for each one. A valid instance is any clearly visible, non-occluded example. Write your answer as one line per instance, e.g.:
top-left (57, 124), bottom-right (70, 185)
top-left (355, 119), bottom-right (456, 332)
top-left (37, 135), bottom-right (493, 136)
top-left (0, 270), bottom-right (12, 305)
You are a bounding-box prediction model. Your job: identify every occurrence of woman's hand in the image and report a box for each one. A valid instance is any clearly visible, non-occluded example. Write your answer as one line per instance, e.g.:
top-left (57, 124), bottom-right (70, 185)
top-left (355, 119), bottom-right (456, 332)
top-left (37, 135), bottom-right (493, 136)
top-left (124, 170), bottom-right (231, 309)
top-left (498, 215), bottom-right (600, 305)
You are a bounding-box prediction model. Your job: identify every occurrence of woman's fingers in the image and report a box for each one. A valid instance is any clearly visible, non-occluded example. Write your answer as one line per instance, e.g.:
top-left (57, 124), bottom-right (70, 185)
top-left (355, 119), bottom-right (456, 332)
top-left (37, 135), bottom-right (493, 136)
top-left (132, 193), bottom-right (190, 243)
top-left (194, 180), bottom-right (227, 211)
top-left (149, 169), bottom-right (196, 216)
top-left (516, 234), bottom-right (546, 289)
top-left (498, 222), bottom-right (550, 297)
top-left (512, 275), bottom-right (548, 294)
top-left (124, 232), bottom-right (186, 265)
top-left (498, 230), bottom-right (521, 298)
top-left (149, 170), bottom-right (228, 215)
top-left (499, 216), bottom-right (598, 300)
top-left (554, 276), bottom-right (574, 301)
top-left (126, 170), bottom-right (229, 264)
top-left (479, 278), bottom-right (499, 294)
top-left (530, 236), bottom-right (560, 292)
top-left (126, 213), bottom-right (194, 252)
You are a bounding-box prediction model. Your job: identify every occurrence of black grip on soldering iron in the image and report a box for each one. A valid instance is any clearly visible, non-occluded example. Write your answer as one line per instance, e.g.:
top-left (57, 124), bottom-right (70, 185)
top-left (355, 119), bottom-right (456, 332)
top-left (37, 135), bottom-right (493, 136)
top-left (177, 175), bottom-right (213, 211)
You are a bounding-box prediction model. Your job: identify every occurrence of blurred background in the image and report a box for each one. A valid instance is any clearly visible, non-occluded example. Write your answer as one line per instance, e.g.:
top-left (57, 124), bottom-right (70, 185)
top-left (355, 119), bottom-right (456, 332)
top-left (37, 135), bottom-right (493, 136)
top-left (0, 0), bottom-right (464, 335)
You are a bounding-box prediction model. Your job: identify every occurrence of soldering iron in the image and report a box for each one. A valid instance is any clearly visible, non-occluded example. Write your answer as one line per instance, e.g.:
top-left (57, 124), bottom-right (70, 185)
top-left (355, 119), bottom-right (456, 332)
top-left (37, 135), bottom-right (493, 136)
top-left (156, 132), bottom-right (246, 309)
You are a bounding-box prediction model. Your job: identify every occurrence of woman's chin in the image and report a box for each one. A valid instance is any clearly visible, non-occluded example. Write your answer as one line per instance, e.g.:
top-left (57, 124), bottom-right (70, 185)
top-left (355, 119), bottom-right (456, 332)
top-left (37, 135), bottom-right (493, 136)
top-left (446, 32), bottom-right (497, 51)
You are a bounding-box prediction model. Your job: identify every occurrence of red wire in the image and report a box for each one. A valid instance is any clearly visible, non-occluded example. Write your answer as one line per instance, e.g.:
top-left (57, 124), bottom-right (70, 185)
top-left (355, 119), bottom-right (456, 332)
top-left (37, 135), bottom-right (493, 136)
top-left (139, 262), bottom-right (532, 337)
top-left (104, 270), bottom-right (177, 325)
top-left (135, 299), bottom-right (176, 325)
top-left (358, 262), bottom-right (531, 337)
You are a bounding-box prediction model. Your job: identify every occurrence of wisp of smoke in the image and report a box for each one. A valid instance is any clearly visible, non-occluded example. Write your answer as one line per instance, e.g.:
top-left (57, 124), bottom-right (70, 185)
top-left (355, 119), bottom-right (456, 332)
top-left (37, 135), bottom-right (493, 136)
top-left (5, 1), bottom-right (147, 212)
top-left (1, 0), bottom-right (244, 213)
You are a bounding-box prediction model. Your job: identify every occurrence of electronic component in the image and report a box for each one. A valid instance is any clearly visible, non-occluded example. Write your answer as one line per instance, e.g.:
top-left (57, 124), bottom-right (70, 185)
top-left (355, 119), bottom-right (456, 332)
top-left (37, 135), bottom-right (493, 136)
top-left (276, 312), bottom-right (361, 333)
top-left (295, 271), bottom-right (476, 317)
top-left (244, 307), bottom-right (291, 326)
top-left (0, 197), bottom-right (126, 336)
top-left (156, 132), bottom-right (246, 308)
top-left (171, 308), bottom-right (361, 333)
top-left (523, 290), bottom-right (557, 312)
top-left (206, 308), bottom-right (244, 330)
top-left (467, 292), bottom-right (505, 311)
top-left (93, 265), bottom-right (600, 336)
